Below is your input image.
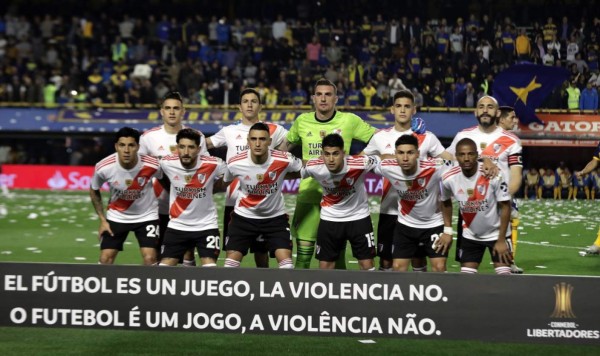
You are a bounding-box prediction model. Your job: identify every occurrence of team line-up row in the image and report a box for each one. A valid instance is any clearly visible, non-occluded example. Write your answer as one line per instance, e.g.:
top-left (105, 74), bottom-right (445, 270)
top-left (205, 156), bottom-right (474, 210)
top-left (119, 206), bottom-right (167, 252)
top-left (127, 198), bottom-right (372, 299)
top-left (89, 81), bottom-right (600, 272)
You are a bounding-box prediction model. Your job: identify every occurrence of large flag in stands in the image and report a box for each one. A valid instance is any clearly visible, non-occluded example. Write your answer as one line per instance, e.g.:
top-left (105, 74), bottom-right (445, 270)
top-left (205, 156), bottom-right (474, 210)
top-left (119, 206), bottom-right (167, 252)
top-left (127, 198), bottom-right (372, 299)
top-left (492, 64), bottom-right (570, 124)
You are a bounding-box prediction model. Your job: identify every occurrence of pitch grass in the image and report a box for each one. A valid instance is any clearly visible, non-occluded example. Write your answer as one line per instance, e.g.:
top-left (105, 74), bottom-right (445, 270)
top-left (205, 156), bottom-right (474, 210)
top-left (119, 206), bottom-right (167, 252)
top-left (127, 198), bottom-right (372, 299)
top-left (0, 326), bottom-right (598, 356)
top-left (1, 190), bottom-right (600, 354)
top-left (0, 190), bottom-right (599, 275)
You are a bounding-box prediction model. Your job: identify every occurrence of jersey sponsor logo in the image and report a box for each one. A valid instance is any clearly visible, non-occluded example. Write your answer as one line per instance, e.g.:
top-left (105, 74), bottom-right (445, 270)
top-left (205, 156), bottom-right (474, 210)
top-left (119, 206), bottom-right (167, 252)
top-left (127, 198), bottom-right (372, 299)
top-left (307, 131), bottom-right (313, 137)
top-left (385, 143), bottom-right (392, 149)
top-left (477, 184), bottom-right (487, 195)
top-left (158, 145), bottom-right (165, 151)
top-left (244, 175), bottom-right (251, 181)
top-left (458, 188), bottom-right (465, 195)
top-left (173, 175), bottom-right (180, 180)
top-left (236, 134), bottom-right (243, 140)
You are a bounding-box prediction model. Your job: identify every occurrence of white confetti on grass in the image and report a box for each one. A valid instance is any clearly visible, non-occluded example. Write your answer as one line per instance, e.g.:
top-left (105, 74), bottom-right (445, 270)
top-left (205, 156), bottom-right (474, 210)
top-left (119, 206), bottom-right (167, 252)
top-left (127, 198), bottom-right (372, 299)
top-left (27, 213), bottom-right (38, 219)
top-left (535, 266), bottom-right (547, 269)
top-left (32, 250), bottom-right (42, 254)
top-left (75, 238), bottom-right (86, 242)
top-left (1, 251), bottom-right (13, 254)
top-left (358, 340), bottom-right (376, 344)
top-left (26, 247), bottom-right (38, 251)
top-left (74, 257), bottom-right (87, 261)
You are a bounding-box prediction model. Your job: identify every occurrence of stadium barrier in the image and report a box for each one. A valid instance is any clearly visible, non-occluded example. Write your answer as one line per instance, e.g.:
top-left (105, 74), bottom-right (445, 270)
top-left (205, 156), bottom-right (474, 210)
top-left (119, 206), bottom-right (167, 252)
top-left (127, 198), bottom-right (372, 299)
top-left (1, 262), bottom-right (598, 345)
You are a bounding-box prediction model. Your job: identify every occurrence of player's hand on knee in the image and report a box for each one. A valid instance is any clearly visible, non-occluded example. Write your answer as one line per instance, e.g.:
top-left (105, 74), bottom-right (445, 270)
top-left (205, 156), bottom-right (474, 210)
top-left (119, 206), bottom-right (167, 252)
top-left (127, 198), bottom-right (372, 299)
top-left (434, 233), bottom-right (452, 255)
top-left (98, 221), bottom-right (114, 240)
top-left (493, 240), bottom-right (511, 265)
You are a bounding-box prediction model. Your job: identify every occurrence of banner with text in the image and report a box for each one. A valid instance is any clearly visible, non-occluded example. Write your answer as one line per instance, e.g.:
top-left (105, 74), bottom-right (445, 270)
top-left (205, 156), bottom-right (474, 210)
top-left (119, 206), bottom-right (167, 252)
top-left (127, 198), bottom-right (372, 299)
top-left (519, 114), bottom-right (600, 138)
top-left (1, 263), bottom-right (599, 344)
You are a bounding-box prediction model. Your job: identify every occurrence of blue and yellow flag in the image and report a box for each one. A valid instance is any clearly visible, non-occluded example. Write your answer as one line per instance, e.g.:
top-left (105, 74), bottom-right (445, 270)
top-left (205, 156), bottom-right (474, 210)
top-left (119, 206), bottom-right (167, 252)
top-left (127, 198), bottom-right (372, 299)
top-left (492, 64), bottom-right (570, 124)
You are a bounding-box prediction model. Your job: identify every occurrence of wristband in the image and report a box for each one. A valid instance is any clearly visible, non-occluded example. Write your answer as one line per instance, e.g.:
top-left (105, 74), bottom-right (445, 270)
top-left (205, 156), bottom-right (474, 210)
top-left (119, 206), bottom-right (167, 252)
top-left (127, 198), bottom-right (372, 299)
top-left (443, 227), bottom-right (453, 235)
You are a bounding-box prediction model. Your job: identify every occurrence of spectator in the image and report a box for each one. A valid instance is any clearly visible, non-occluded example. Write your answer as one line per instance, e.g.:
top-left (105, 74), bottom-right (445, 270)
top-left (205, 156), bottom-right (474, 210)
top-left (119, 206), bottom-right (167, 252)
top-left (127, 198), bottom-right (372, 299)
top-left (580, 82), bottom-right (598, 111)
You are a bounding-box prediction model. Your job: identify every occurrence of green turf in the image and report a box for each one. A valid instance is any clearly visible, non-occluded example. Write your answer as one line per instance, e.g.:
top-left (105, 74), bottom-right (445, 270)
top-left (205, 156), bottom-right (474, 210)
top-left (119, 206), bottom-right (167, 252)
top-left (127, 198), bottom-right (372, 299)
top-left (1, 190), bottom-right (599, 353)
top-left (0, 190), bottom-right (599, 275)
top-left (0, 326), bottom-right (598, 355)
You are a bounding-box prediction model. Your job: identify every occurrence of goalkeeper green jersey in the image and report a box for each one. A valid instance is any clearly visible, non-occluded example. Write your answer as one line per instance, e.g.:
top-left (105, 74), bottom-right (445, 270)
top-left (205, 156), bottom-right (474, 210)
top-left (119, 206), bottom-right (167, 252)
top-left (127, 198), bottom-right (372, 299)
top-left (287, 111), bottom-right (376, 203)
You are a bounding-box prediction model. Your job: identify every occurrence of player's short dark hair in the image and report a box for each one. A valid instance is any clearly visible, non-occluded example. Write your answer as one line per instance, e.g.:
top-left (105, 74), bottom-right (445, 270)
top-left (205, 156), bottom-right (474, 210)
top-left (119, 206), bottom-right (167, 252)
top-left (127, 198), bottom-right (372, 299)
top-left (161, 90), bottom-right (183, 106)
top-left (240, 88), bottom-right (262, 105)
top-left (115, 127), bottom-right (140, 144)
top-left (313, 78), bottom-right (337, 95)
top-left (249, 122), bottom-right (270, 136)
top-left (393, 89), bottom-right (415, 103)
top-left (498, 105), bottom-right (514, 121)
top-left (456, 138), bottom-right (477, 151)
top-left (322, 133), bottom-right (344, 150)
top-left (395, 134), bottom-right (418, 149)
top-left (176, 128), bottom-right (201, 146)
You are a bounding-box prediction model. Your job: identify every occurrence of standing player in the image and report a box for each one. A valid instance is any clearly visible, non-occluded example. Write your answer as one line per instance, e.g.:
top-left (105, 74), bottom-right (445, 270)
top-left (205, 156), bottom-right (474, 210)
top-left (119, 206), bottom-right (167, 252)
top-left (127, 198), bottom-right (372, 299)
top-left (205, 88), bottom-right (288, 267)
top-left (374, 135), bottom-right (451, 272)
top-left (446, 96), bottom-right (523, 274)
top-left (283, 78), bottom-right (377, 269)
top-left (575, 141), bottom-right (600, 256)
top-left (158, 128), bottom-right (226, 267)
top-left (224, 123), bottom-right (302, 268)
top-left (139, 91), bottom-right (208, 266)
top-left (497, 105), bottom-right (524, 272)
top-left (302, 134), bottom-right (377, 270)
top-left (362, 89), bottom-right (452, 271)
top-left (441, 138), bottom-right (513, 274)
top-left (90, 127), bottom-right (161, 265)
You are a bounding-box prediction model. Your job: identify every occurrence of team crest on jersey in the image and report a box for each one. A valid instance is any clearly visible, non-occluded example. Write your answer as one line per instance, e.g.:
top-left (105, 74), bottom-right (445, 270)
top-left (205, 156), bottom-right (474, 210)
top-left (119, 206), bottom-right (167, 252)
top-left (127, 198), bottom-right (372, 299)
top-left (345, 177), bottom-right (354, 185)
top-left (480, 142), bottom-right (487, 150)
top-left (184, 175), bottom-right (193, 183)
top-left (169, 145), bottom-right (177, 153)
top-left (467, 188), bottom-right (474, 197)
top-left (268, 171), bottom-right (277, 180)
top-left (405, 180), bottom-right (413, 187)
top-left (256, 174), bottom-right (264, 182)
top-left (137, 177), bottom-right (147, 186)
top-left (477, 184), bottom-right (486, 195)
top-left (319, 130), bottom-right (327, 138)
top-left (198, 174), bottom-right (206, 184)
top-left (493, 143), bottom-right (502, 153)
top-left (125, 179), bottom-right (133, 187)
top-left (417, 178), bottom-right (426, 187)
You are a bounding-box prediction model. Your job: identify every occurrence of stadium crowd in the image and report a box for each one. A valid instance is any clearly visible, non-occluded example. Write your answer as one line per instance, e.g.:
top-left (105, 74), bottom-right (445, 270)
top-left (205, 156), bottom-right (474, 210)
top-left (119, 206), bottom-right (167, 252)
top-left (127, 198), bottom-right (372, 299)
top-left (0, 1), bottom-right (600, 110)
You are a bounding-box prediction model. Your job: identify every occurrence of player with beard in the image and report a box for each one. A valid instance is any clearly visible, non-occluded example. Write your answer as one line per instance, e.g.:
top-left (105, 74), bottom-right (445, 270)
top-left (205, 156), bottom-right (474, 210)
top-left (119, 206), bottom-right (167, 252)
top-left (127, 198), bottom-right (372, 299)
top-left (446, 96), bottom-right (523, 272)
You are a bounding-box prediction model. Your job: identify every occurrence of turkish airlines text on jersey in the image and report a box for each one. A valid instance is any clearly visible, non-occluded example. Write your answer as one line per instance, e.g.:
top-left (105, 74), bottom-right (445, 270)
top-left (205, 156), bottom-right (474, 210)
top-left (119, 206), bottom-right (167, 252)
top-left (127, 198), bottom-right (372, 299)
top-left (0, 165), bottom-right (390, 194)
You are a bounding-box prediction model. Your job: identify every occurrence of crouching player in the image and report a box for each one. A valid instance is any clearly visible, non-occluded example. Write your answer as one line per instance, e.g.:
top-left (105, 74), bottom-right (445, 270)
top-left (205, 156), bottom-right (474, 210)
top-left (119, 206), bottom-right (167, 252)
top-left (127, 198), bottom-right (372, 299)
top-left (223, 123), bottom-right (302, 268)
top-left (303, 134), bottom-right (377, 270)
top-left (441, 138), bottom-right (513, 274)
top-left (158, 128), bottom-right (226, 267)
top-left (374, 135), bottom-right (451, 272)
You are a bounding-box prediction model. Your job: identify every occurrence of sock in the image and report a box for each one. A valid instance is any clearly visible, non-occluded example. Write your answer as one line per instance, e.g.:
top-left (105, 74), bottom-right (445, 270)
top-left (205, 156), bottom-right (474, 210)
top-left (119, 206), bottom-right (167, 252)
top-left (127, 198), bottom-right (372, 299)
top-left (495, 266), bottom-right (512, 275)
top-left (202, 263), bottom-right (217, 267)
top-left (278, 258), bottom-right (294, 269)
top-left (412, 266), bottom-right (427, 272)
top-left (511, 218), bottom-right (519, 258)
top-left (461, 267), bottom-right (478, 274)
top-left (378, 267), bottom-right (392, 271)
top-left (158, 263), bottom-right (170, 266)
top-left (367, 267), bottom-right (376, 271)
top-left (295, 243), bottom-right (314, 269)
top-left (224, 258), bottom-right (240, 268)
top-left (182, 259), bottom-right (196, 267)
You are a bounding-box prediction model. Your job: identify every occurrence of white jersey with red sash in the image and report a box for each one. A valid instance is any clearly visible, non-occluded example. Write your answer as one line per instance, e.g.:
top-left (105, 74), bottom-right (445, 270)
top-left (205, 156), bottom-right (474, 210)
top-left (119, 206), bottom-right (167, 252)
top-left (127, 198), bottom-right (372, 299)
top-left (374, 158), bottom-right (446, 228)
top-left (90, 153), bottom-right (160, 223)
top-left (302, 155), bottom-right (378, 222)
top-left (363, 128), bottom-right (445, 215)
top-left (441, 164), bottom-right (511, 241)
top-left (160, 155), bottom-right (225, 231)
top-left (225, 149), bottom-right (302, 219)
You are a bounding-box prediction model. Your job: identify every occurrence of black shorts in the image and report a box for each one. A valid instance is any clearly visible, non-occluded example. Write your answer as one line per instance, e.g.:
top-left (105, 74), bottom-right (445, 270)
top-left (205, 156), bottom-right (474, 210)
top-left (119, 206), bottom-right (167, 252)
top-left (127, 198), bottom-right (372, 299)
top-left (158, 214), bottom-right (169, 245)
top-left (161, 228), bottom-right (221, 261)
top-left (225, 213), bottom-right (292, 256)
top-left (392, 223), bottom-right (447, 259)
top-left (377, 214), bottom-right (396, 260)
top-left (457, 237), bottom-right (513, 264)
top-left (316, 216), bottom-right (376, 262)
top-left (100, 219), bottom-right (160, 251)
top-left (224, 207), bottom-right (268, 254)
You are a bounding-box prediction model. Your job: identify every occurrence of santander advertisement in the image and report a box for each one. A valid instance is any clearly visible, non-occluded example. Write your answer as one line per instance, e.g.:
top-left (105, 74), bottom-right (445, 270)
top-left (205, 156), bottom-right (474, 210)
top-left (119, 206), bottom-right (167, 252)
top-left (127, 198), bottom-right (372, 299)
top-left (0, 165), bottom-right (385, 195)
top-left (0, 164), bottom-right (100, 190)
